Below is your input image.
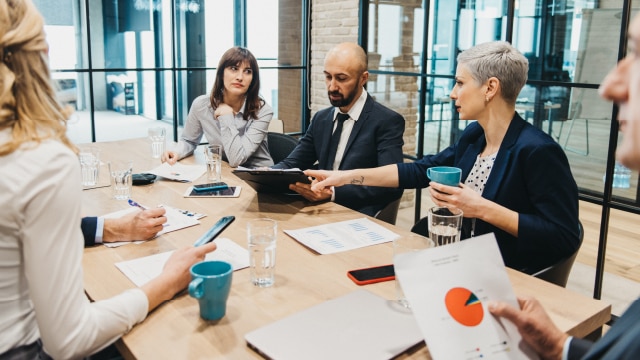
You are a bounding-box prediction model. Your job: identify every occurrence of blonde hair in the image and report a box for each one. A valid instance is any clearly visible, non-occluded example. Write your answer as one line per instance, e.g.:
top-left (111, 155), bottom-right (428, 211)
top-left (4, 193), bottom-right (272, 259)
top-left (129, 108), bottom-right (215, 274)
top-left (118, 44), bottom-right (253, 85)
top-left (457, 41), bottom-right (529, 104)
top-left (0, 0), bottom-right (74, 156)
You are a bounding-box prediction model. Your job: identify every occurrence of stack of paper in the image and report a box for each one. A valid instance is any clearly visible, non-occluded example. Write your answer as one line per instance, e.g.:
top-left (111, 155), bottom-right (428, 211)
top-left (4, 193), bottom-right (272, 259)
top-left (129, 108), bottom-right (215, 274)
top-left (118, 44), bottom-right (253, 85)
top-left (115, 238), bottom-right (249, 286)
top-left (147, 162), bottom-right (206, 182)
top-left (284, 218), bottom-right (399, 254)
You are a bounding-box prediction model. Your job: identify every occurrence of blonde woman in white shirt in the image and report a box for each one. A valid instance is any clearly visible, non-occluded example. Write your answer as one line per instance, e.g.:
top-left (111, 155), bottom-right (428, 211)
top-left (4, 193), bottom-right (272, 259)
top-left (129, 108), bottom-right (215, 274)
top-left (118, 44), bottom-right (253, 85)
top-left (0, 1), bottom-right (217, 358)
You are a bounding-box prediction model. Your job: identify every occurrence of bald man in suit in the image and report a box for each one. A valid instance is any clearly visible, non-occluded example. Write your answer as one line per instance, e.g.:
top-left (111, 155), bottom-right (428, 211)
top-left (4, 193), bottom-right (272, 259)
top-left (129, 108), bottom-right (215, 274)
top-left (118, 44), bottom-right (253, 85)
top-left (272, 42), bottom-right (404, 216)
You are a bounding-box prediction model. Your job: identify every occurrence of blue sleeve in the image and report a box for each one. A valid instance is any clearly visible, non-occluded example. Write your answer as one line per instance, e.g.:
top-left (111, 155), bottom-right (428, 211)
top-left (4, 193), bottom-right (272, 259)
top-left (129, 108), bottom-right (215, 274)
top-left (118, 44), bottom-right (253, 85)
top-left (80, 217), bottom-right (97, 247)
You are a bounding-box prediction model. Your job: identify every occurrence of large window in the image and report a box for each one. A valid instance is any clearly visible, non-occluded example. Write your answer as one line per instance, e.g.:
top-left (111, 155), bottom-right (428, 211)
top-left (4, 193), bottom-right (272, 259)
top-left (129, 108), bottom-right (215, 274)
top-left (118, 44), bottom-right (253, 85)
top-left (35, 0), bottom-right (308, 144)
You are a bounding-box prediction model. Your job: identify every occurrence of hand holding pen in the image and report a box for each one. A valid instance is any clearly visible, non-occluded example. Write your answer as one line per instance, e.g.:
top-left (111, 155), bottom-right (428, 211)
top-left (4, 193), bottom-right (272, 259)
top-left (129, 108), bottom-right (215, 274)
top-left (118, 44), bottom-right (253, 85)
top-left (100, 199), bottom-right (168, 241)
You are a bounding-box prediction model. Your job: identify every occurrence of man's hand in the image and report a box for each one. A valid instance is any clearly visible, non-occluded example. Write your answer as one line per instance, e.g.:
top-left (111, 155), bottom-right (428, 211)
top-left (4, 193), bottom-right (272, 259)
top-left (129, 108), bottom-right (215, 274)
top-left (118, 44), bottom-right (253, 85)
top-left (488, 296), bottom-right (568, 360)
top-left (161, 151), bottom-right (178, 165)
top-left (103, 207), bottom-right (167, 242)
top-left (289, 182), bottom-right (332, 202)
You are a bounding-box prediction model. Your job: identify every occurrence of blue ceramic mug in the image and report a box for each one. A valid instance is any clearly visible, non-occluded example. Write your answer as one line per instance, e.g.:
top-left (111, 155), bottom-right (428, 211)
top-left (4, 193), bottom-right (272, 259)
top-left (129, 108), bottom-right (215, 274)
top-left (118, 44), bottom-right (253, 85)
top-left (189, 261), bottom-right (233, 321)
top-left (426, 166), bottom-right (462, 186)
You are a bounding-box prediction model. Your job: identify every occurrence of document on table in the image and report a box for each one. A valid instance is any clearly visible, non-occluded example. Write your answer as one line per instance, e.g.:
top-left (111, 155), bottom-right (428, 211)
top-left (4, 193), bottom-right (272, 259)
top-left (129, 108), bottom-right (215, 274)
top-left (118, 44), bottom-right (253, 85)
top-left (283, 218), bottom-right (399, 255)
top-left (394, 233), bottom-right (539, 360)
top-left (147, 162), bottom-right (206, 182)
top-left (115, 238), bottom-right (249, 287)
top-left (101, 204), bottom-right (201, 248)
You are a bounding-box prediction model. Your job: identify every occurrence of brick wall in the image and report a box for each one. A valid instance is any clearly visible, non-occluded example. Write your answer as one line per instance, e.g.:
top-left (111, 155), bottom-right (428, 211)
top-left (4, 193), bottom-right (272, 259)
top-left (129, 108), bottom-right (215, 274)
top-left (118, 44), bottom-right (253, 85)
top-left (310, 0), bottom-right (416, 211)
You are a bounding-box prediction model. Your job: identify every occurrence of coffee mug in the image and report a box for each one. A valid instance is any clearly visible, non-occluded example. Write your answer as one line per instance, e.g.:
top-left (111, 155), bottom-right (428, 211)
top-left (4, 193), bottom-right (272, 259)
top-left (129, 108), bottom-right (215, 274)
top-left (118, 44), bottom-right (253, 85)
top-left (426, 166), bottom-right (462, 186)
top-left (189, 261), bottom-right (233, 321)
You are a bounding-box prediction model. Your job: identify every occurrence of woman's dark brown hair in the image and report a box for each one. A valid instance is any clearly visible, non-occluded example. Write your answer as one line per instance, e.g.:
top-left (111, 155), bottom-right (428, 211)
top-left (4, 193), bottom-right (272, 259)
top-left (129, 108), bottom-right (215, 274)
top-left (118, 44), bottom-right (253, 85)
top-left (209, 46), bottom-right (263, 120)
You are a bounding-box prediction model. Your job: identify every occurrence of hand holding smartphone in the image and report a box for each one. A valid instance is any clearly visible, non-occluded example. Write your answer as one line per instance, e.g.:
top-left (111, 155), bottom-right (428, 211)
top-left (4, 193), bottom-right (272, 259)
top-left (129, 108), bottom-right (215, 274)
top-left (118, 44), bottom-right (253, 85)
top-left (193, 215), bottom-right (235, 247)
top-left (347, 264), bottom-right (395, 285)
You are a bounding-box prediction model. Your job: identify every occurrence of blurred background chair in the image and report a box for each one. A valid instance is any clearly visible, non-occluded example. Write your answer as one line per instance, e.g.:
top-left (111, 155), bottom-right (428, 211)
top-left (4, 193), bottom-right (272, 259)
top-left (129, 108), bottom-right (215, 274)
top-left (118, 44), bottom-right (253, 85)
top-left (557, 89), bottom-right (590, 155)
top-left (532, 220), bottom-right (584, 287)
top-left (374, 197), bottom-right (402, 225)
top-left (267, 132), bottom-right (298, 164)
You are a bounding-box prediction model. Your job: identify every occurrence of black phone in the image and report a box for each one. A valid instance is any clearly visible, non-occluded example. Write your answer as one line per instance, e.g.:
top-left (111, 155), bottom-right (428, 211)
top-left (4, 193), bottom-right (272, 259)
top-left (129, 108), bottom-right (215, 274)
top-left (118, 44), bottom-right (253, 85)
top-left (193, 215), bottom-right (235, 247)
top-left (192, 182), bottom-right (228, 192)
top-left (347, 264), bottom-right (395, 285)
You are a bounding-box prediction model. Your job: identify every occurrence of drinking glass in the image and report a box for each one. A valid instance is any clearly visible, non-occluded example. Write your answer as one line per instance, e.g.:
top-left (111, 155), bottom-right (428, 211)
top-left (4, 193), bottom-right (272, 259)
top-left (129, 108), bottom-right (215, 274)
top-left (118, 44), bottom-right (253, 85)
top-left (148, 127), bottom-right (166, 159)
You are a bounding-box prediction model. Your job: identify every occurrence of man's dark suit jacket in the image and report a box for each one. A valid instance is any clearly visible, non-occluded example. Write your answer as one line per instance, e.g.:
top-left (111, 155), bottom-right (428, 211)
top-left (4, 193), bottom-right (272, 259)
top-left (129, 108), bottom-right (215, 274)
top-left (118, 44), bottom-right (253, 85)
top-left (396, 114), bottom-right (580, 273)
top-left (80, 217), bottom-right (98, 247)
top-left (569, 298), bottom-right (640, 359)
top-left (272, 94), bottom-right (404, 216)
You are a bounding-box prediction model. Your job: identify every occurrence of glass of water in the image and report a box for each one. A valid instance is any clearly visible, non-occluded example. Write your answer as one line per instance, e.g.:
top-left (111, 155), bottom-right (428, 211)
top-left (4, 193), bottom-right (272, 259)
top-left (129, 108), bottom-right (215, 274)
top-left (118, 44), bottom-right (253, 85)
top-left (247, 218), bottom-right (277, 287)
top-left (203, 144), bottom-right (222, 182)
top-left (148, 127), bottom-right (166, 159)
top-left (108, 160), bottom-right (133, 200)
top-left (428, 206), bottom-right (463, 246)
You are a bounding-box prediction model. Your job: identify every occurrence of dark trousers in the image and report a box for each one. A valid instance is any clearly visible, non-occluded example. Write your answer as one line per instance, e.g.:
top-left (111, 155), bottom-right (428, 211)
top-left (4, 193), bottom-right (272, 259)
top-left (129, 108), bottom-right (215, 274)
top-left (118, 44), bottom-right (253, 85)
top-left (0, 340), bottom-right (51, 360)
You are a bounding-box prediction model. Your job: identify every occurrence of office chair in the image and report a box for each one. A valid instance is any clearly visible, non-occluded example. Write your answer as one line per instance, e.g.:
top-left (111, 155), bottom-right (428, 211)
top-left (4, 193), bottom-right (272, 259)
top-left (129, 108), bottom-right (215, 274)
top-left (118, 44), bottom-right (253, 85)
top-left (532, 220), bottom-right (584, 288)
top-left (557, 89), bottom-right (590, 156)
top-left (267, 132), bottom-right (298, 164)
top-left (374, 197), bottom-right (402, 225)
top-left (410, 216), bottom-right (429, 237)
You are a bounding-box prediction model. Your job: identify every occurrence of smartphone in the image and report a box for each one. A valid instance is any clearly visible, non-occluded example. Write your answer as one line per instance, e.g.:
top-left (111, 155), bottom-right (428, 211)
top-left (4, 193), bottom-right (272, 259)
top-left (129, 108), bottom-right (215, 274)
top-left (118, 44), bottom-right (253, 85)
top-left (193, 182), bottom-right (228, 192)
top-left (193, 215), bottom-right (235, 247)
top-left (347, 264), bottom-right (395, 285)
top-left (186, 186), bottom-right (241, 198)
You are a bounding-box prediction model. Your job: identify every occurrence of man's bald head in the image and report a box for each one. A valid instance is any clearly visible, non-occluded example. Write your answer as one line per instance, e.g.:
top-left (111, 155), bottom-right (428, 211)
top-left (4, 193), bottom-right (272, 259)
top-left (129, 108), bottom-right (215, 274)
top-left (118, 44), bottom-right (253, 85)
top-left (325, 42), bottom-right (368, 74)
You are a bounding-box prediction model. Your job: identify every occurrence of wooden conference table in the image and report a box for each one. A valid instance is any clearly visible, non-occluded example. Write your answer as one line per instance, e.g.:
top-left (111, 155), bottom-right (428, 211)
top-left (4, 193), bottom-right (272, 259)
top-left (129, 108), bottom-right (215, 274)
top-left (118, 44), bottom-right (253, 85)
top-left (81, 138), bottom-right (610, 359)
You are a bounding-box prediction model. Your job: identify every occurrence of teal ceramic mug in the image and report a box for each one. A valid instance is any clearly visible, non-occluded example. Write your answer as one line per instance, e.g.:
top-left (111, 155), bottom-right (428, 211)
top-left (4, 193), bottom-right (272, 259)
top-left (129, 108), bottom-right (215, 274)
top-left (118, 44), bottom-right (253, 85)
top-left (426, 166), bottom-right (462, 186)
top-left (189, 261), bottom-right (233, 321)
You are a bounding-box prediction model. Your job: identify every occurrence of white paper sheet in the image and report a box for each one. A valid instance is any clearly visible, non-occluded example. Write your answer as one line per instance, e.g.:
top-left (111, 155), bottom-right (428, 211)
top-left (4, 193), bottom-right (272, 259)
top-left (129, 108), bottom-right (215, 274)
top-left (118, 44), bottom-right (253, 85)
top-left (283, 218), bottom-right (399, 254)
top-left (147, 162), bottom-right (206, 182)
top-left (114, 237), bottom-right (249, 287)
top-left (394, 233), bottom-right (539, 360)
top-left (101, 204), bottom-right (201, 248)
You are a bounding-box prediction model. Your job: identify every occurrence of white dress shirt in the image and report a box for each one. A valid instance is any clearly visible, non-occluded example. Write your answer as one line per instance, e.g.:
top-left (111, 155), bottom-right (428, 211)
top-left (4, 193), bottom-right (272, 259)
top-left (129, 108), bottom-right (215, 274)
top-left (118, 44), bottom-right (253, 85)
top-left (0, 130), bottom-right (147, 358)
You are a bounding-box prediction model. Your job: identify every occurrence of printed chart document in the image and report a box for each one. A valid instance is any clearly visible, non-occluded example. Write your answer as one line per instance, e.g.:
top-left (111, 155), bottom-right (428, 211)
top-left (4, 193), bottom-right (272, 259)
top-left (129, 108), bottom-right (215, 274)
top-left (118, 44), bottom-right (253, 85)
top-left (147, 162), bottom-right (206, 182)
top-left (284, 218), bottom-right (399, 254)
top-left (115, 238), bottom-right (249, 286)
top-left (394, 233), bottom-right (539, 360)
top-left (101, 204), bottom-right (201, 248)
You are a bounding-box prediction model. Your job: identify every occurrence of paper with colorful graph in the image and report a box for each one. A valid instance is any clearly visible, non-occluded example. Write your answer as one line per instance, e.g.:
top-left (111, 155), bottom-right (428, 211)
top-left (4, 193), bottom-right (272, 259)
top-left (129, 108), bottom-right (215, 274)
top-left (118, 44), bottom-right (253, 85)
top-left (394, 233), bottom-right (539, 360)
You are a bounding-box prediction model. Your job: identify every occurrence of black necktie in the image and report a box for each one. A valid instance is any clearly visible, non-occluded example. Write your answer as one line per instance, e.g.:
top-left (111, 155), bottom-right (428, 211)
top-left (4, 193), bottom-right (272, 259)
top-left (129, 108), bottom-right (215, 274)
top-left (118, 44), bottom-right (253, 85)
top-left (326, 113), bottom-right (350, 169)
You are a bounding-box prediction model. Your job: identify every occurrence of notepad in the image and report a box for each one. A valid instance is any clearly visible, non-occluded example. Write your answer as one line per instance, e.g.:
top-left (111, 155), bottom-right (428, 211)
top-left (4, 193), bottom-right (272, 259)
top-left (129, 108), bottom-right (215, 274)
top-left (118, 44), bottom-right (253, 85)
top-left (115, 238), bottom-right (249, 286)
top-left (283, 218), bottom-right (400, 254)
top-left (245, 289), bottom-right (423, 360)
top-left (147, 162), bottom-right (206, 182)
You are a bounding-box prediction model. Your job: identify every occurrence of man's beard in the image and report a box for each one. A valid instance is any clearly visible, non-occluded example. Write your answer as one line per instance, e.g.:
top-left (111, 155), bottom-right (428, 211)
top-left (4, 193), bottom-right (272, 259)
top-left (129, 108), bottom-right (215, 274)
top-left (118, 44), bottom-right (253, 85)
top-left (328, 89), bottom-right (356, 108)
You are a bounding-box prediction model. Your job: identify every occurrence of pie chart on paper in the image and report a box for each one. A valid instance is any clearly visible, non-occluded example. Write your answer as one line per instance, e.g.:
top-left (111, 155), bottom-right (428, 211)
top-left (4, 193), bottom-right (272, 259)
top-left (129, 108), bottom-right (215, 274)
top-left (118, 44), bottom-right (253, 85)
top-left (444, 287), bottom-right (484, 327)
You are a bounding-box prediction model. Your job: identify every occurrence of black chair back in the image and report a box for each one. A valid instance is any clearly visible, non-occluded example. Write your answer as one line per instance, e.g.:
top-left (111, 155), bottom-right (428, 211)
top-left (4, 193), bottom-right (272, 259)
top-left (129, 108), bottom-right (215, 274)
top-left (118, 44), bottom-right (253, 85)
top-left (267, 132), bottom-right (298, 164)
top-left (532, 220), bottom-right (584, 287)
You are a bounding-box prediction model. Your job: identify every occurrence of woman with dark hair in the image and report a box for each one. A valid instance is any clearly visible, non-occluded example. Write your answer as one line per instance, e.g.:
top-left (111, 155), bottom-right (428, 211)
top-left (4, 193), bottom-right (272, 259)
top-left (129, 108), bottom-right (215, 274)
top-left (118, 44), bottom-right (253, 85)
top-left (163, 46), bottom-right (273, 167)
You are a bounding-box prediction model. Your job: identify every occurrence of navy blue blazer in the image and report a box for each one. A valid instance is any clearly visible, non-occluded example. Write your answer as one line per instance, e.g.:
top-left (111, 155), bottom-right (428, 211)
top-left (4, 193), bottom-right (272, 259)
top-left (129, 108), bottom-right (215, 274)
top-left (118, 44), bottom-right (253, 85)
top-left (80, 217), bottom-right (98, 247)
top-left (273, 94), bottom-right (404, 216)
top-left (569, 298), bottom-right (640, 359)
top-left (397, 114), bottom-right (579, 273)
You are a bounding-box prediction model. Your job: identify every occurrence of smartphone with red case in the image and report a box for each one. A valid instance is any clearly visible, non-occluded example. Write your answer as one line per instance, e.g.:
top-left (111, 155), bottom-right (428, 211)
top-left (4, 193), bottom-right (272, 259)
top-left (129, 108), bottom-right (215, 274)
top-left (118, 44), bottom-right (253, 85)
top-left (347, 264), bottom-right (395, 285)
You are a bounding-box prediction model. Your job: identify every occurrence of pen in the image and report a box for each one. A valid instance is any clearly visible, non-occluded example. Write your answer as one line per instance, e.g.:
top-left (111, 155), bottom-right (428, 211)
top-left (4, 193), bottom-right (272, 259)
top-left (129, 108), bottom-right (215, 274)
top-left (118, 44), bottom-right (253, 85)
top-left (128, 199), bottom-right (147, 210)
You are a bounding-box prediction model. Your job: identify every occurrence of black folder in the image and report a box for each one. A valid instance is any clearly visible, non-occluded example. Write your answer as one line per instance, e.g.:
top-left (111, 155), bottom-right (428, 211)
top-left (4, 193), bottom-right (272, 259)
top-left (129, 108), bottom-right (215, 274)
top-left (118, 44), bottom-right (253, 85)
top-left (232, 169), bottom-right (311, 193)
